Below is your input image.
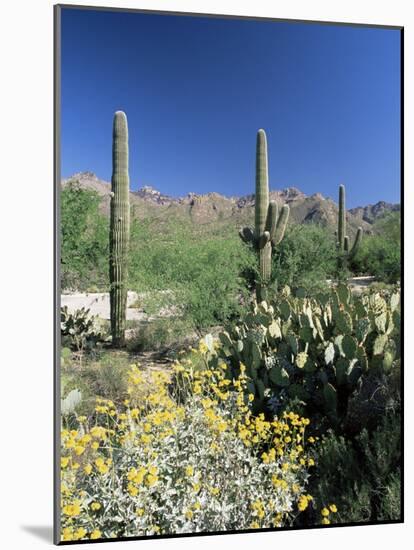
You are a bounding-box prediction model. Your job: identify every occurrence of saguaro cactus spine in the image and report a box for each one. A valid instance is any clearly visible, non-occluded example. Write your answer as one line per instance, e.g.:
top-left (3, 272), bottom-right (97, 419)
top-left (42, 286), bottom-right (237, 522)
top-left (336, 183), bottom-right (362, 271)
top-left (109, 111), bottom-right (130, 346)
top-left (240, 129), bottom-right (290, 300)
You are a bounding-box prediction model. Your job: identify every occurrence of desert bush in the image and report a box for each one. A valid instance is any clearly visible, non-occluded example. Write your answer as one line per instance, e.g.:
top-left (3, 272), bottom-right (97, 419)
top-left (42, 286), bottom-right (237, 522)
top-left (127, 318), bottom-right (194, 353)
top-left (60, 361), bottom-right (317, 541)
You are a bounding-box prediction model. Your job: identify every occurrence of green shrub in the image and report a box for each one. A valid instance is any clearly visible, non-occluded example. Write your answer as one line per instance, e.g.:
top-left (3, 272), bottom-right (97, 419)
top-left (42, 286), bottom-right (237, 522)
top-left (129, 219), bottom-right (255, 332)
top-left (61, 183), bottom-right (109, 291)
top-left (271, 224), bottom-right (337, 293)
top-left (306, 413), bottom-right (401, 524)
top-left (351, 212), bottom-right (400, 283)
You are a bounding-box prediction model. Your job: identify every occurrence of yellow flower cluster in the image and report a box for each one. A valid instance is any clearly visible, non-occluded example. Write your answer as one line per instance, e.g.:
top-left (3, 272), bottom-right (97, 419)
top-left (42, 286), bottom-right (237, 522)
top-left (297, 494), bottom-right (313, 512)
top-left (62, 526), bottom-right (102, 542)
top-left (127, 464), bottom-right (159, 495)
top-left (320, 504), bottom-right (338, 524)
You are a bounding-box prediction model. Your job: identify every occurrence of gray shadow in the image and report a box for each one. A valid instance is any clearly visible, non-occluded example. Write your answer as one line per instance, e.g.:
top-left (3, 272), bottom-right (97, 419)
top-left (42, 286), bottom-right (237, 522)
top-left (21, 525), bottom-right (54, 543)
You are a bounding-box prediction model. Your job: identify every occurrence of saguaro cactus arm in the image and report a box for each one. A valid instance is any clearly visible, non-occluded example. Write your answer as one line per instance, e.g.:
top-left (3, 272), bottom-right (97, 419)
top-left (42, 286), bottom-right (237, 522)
top-left (259, 231), bottom-right (271, 248)
top-left (273, 204), bottom-right (290, 245)
top-left (344, 236), bottom-right (350, 253)
top-left (265, 201), bottom-right (278, 241)
top-left (349, 227), bottom-right (362, 259)
top-left (109, 110), bottom-right (130, 347)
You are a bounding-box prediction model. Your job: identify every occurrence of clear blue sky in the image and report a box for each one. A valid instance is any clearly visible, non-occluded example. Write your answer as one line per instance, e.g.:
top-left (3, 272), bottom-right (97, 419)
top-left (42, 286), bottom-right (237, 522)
top-left (60, 7), bottom-right (401, 207)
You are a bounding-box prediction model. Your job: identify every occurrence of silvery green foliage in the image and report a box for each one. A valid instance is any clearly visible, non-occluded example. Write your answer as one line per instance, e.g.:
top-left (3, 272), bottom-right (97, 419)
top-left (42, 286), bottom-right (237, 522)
top-left (67, 392), bottom-right (308, 536)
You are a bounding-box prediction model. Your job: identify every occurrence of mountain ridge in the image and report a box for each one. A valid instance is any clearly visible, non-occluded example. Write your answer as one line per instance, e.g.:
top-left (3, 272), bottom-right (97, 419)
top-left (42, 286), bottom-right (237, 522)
top-left (62, 172), bottom-right (399, 234)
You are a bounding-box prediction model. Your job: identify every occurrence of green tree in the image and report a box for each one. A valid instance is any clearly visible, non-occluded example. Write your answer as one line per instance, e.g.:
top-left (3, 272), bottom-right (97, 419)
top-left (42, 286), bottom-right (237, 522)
top-left (61, 183), bottom-right (109, 290)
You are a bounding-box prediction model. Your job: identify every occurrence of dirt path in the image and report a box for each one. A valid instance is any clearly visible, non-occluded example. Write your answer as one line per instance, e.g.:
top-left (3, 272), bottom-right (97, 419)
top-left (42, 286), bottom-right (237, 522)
top-left (347, 276), bottom-right (376, 294)
top-left (61, 291), bottom-right (143, 321)
top-left (326, 276), bottom-right (376, 294)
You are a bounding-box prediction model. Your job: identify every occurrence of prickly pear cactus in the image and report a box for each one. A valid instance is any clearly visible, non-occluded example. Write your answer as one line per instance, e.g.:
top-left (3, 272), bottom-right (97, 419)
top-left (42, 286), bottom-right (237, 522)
top-left (239, 130), bottom-right (289, 300)
top-left (216, 285), bottom-right (400, 428)
top-left (336, 184), bottom-right (362, 273)
top-left (109, 111), bottom-right (130, 347)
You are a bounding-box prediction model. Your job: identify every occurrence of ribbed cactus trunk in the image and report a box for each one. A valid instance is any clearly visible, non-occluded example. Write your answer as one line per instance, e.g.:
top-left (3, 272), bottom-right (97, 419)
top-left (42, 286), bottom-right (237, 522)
top-left (255, 130), bottom-right (272, 289)
top-left (336, 183), bottom-right (362, 277)
top-left (109, 111), bottom-right (130, 347)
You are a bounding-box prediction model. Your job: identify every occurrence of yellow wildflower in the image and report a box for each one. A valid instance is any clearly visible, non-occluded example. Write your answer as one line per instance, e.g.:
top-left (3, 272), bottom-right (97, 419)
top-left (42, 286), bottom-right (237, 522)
top-left (298, 494), bottom-right (309, 512)
top-left (62, 501), bottom-right (81, 517)
top-left (198, 341), bottom-right (208, 354)
top-left (74, 527), bottom-right (87, 540)
top-left (146, 474), bottom-right (158, 487)
top-left (74, 445), bottom-right (85, 456)
top-left (61, 527), bottom-right (73, 541)
top-left (127, 483), bottom-right (138, 496)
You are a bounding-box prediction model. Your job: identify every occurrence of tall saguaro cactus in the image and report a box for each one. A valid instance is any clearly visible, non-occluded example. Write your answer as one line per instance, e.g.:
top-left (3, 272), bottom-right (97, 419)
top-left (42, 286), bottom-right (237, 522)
top-left (109, 111), bottom-right (130, 346)
top-left (240, 129), bottom-right (290, 300)
top-left (336, 184), bottom-right (362, 274)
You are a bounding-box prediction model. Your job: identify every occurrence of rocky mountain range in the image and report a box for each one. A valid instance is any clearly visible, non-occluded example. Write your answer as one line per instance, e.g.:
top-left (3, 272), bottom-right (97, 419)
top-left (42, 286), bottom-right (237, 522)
top-left (62, 172), bottom-right (400, 235)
